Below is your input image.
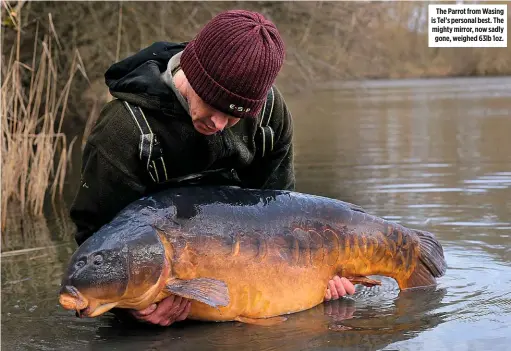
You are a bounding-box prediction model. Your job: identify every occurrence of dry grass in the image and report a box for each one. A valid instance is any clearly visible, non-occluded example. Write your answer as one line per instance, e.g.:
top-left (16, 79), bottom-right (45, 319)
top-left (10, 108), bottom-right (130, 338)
top-left (1, 0), bottom-right (510, 233)
top-left (8, 1), bottom-right (509, 104)
top-left (1, 2), bottom-right (87, 230)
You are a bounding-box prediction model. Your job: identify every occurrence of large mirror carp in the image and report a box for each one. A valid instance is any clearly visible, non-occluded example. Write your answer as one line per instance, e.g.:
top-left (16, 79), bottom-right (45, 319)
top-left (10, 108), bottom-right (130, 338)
top-left (59, 186), bottom-right (447, 325)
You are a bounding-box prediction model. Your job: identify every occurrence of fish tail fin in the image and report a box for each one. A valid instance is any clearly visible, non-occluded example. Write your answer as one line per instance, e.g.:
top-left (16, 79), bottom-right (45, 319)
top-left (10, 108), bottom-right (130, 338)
top-left (398, 229), bottom-right (447, 290)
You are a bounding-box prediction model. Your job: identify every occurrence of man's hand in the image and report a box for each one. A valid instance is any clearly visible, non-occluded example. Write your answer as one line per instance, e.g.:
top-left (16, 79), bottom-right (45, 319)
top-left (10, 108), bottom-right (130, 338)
top-left (324, 276), bottom-right (355, 301)
top-left (127, 295), bottom-right (191, 327)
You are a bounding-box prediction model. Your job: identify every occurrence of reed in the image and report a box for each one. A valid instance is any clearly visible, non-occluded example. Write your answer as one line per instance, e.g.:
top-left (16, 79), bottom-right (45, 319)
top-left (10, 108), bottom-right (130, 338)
top-left (1, 3), bottom-right (87, 230)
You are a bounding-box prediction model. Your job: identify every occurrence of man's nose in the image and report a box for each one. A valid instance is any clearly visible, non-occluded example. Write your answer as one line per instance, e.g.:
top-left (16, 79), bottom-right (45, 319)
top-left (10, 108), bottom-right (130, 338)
top-left (210, 114), bottom-right (229, 131)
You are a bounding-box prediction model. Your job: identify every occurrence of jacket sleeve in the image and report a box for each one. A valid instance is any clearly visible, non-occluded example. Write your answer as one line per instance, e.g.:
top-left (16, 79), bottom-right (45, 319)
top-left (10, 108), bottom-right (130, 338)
top-left (239, 87), bottom-right (296, 191)
top-left (70, 101), bottom-right (148, 245)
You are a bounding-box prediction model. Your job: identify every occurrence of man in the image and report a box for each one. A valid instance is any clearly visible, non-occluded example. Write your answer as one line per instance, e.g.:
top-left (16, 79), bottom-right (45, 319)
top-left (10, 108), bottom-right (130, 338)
top-left (71, 9), bottom-right (354, 327)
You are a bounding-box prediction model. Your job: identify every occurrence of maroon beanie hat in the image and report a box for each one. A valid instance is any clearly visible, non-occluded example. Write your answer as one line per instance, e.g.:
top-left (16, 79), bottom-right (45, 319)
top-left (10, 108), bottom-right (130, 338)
top-left (180, 10), bottom-right (285, 118)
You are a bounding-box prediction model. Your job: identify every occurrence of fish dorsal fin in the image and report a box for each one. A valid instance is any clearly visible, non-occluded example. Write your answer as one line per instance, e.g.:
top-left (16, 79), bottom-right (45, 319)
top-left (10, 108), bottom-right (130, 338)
top-left (343, 201), bottom-right (366, 213)
top-left (165, 278), bottom-right (230, 308)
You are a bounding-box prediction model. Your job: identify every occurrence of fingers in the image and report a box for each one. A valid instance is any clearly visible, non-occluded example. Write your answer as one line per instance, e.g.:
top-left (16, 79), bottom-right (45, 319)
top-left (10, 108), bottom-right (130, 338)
top-left (132, 303), bottom-right (157, 317)
top-left (328, 280), bottom-right (339, 300)
top-left (324, 276), bottom-right (356, 301)
top-left (151, 296), bottom-right (183, 325)
top-left (333, 276), bottom-right (347, 297)
top-left (158, 295), bottom-right (181, 313)
top-left (176, 301), bottom-right (192, 322)
top-left (325, 288), bottom-right (332, 301)
top-left (161, 299), bottom-right (191, 326)
top-left (341, 277), bottom-right (356, 295)
top-left (129, 295), bottom-right (191, 327)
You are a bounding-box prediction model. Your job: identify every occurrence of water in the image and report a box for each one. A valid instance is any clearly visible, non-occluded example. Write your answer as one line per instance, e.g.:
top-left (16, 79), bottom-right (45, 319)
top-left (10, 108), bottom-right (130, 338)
top-left (2, 76), bottom-right (510, 351)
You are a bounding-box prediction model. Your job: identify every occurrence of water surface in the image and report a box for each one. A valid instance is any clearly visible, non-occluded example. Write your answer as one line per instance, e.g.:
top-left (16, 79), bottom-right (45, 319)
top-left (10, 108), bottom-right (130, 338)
top-left (2, 76), bottom-right (510, 350)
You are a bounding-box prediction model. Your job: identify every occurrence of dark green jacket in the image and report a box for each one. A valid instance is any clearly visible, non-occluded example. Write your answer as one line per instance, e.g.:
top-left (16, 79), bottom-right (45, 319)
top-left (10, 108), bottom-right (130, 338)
top-left (70, 42), bottom-right (295, 245)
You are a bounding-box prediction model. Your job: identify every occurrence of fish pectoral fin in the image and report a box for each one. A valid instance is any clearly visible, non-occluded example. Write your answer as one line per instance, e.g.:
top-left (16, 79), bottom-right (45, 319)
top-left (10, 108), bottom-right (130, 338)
top-left (165, 278), bottom-right (230, 308)
top-left (235, 316), bottom-right (287, 326)
top-left (346, 276), bottom-right (382, 287)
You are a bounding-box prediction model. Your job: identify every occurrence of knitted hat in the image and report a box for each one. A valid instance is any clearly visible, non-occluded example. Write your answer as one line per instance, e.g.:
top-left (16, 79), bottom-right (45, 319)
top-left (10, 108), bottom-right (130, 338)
top-left (180, 10), bottom-right (285, 118)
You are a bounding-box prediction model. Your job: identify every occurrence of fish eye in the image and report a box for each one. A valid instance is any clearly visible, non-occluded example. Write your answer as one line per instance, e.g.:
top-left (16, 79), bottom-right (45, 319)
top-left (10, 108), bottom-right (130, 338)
top-left (93, 254), bottom-right (103, 265)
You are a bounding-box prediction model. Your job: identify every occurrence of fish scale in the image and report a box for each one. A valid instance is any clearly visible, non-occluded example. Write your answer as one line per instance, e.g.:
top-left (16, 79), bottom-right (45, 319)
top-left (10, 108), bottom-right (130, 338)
top-left (59, 186), bottom-right (447, 325)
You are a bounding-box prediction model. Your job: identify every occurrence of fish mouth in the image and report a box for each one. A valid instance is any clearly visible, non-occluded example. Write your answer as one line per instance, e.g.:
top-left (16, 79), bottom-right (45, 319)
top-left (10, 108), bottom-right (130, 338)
top-left (59, 285), bottom-right (88, 311)
top-left (59, 285), bottom-right (118, 318)
top-left (76, 301), bottom-right (119, 318)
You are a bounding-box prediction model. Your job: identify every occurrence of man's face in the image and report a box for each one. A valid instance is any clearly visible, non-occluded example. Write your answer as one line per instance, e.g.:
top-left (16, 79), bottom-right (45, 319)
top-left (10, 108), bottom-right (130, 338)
top-left (187, 85), bottom-right (241, 136)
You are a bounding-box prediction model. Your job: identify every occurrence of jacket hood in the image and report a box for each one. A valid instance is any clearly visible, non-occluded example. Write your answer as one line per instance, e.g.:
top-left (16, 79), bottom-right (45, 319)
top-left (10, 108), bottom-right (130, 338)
top-left (104, 41), bottom-right (187, 111)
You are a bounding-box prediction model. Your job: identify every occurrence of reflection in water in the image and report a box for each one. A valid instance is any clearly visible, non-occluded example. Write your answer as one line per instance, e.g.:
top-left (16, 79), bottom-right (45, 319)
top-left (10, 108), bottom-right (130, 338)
top-left (2, 201), bottom-right (75, 252)
top-left (85, 288), bottom-right (446, 351)
top-left (2, 77), bottom-right (511, 350)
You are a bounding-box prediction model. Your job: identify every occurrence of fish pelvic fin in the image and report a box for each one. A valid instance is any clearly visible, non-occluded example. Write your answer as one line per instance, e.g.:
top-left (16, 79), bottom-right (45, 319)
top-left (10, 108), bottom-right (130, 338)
top-left (165, 278), bottom-right (230, 308)
top-left (399, 229), bottom-right (447, 290)
top-left (346, 276), bottom-right (382, 287)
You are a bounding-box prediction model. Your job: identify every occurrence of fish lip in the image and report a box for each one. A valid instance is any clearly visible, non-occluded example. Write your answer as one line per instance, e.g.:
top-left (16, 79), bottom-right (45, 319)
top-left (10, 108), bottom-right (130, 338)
top-left (59, 286), bottom-right (118, 318)
top-left (76, 301), bottom-right (119, 318)
top-left (59, 286), bottom-right (89, 311)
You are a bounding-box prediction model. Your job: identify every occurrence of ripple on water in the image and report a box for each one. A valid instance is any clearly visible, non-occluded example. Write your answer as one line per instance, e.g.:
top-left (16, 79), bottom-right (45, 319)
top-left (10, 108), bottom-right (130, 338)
top-left (463, 172), bottom-right (511, 193)
top-left (433, 245), bottom-right (511, 325)
top-left (3, 76), bottom-right (511, 350)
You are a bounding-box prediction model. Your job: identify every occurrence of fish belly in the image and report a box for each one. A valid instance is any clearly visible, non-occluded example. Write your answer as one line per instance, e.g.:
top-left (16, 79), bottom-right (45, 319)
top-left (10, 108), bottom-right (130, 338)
top-left (187, 261), bottom-right (335, 321)
top-left (170, 233), bottom-right (339, 321)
